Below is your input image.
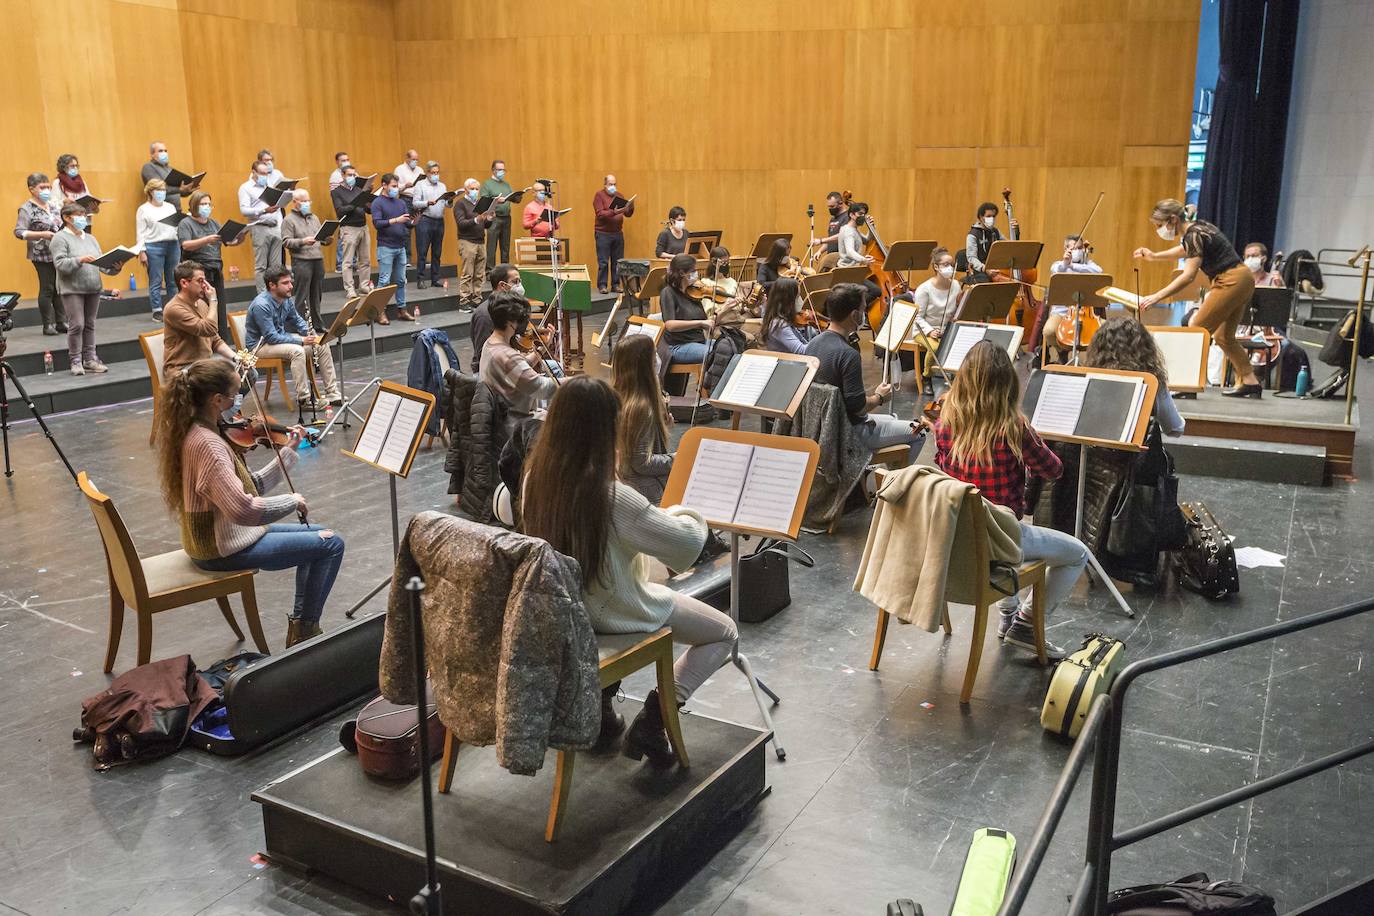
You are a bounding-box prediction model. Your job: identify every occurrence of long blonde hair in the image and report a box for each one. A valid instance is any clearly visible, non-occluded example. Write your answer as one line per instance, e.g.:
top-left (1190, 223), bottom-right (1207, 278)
top-left (156, 359), bottom-right (239, 515)
top-left (942, 340), bottom-right (1025, 465)
top-left (611, 334), bottom-right (670, 480)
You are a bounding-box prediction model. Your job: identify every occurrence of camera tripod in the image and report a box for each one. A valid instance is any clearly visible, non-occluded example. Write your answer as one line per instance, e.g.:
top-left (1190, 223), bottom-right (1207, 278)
top-left (1, 352), bottom-right (78, 483)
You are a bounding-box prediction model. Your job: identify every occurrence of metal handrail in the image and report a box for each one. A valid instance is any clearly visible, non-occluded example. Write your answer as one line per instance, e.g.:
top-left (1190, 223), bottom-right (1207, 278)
top-left (998, 598), bottom-right (1374, 916)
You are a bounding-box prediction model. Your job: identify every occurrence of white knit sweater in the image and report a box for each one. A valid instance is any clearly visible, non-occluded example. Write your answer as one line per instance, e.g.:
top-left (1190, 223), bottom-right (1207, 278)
top-left (583, 483), bottom-right (706, 633)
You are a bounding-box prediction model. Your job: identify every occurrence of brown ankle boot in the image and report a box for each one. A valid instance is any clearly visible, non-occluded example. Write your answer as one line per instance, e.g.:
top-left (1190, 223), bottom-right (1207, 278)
top-left (593, 681), bottom-right (625, 752)
top-left (284, 618), bottom-right (323, 649)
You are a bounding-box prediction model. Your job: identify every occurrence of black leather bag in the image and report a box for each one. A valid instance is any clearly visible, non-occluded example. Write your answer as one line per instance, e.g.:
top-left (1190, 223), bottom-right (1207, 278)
top-left (1103, 422), bottom-right (1186, 582)
top-left (1107, 872), bottom-right (1276, 915)
top-left (1172, 502), bottom-right (1240, 600)
top-left (737, 538), bottom-right (810, 623)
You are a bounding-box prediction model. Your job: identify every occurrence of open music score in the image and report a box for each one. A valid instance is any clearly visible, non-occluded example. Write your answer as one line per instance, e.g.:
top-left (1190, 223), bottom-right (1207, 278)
top-left (936, 321), bottom-right (1023, 371)
top-left (873, 301), bottom-right (919, 354)
top-left (623, 315), bottom-right (664, 346)
top-left (1148, 326), bottom-right (1209, 392)
top-left (708, 350), bottom-right (818, 420)
top-left (1099, 286), bottom-right (1145, 311)
top-left (663, 428), bottom-right (819, 540)
top-left (343, 380), bottom-right (435, 477)
top-left (1023, 365), bottom-right (1157, 451)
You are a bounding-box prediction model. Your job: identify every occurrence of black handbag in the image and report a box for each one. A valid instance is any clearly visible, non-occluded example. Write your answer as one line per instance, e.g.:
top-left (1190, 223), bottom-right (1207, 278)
top-left (1104, 421), bottom-right (1186, 581)
top-left (1107, 872), bottom-right (1276, 915)
top-left (737, 538), bottom-right (811, 623)
top-left (1172, 502), bottom-right (1240, 600)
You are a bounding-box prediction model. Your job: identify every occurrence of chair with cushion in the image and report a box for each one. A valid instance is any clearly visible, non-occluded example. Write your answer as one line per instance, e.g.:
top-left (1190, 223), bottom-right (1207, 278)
top-left (78, 472), bottom-right (269, 672)
top-left (868, 485), bottom-right (1047, 704)
top-left (139, 329), bottom-right (166, 445)
top-left (436, 627), bottom-right (689, 843)
top-left (227, 310), bottom-right (292, 405)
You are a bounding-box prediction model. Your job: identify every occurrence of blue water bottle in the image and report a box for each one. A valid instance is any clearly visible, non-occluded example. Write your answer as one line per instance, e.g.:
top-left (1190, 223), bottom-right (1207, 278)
top-left (1295, 365), bottom-right (1310, 397)
top-left (128, 273), bottom-right (137, 291)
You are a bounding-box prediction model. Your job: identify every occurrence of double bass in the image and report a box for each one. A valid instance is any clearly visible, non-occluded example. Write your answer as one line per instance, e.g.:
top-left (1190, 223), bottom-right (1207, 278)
top-left (844, 191), bottom-right (906, 330)
top-left (999, 187), bottom-right (1041, 344)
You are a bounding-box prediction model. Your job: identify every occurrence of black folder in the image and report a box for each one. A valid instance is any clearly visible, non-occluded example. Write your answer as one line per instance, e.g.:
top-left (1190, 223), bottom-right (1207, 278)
top-left (1023, 373), bottom-right (1141, 442)
top-left (710, 355), bottom-right (811, 411)
top-left (158, 211), bottom-right (191, 228)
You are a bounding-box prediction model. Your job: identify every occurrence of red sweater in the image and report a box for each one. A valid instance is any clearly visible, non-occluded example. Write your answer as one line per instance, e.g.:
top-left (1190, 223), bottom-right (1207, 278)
top-left (934, 420), bottom-right (1062, 519)
top-left (593, 189), bottom-right (634, 234)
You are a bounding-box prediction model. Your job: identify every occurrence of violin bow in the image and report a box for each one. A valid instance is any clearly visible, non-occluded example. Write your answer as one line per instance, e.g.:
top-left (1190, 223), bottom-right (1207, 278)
top-left (238, 338), bottom-right (308, 525)
top-left (688, 257), bottom-right (723, 427)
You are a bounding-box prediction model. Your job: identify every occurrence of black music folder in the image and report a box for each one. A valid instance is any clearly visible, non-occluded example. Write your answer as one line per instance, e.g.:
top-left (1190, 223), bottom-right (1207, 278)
top-left (346, 188), bottom-right (377, 209)
top-left (314, 219), bottom-right (341, 243)
top-left (74, 195), bottom-right (107, 210)
top-left (709, 354), bottom-right (810, 411)
top-left (90, 246), bottom-right (139, 272)
top-left (259, 185), bottom-right (292, 207)
top-left (158, 211), bottom-right (191, 228)
top-left (611, 195), bottom-right (636, 210)
top-left (539, 207), bottom-right (571, 224)
top-left (165, 168), bottom-right (205, 187)
top-left (1023, 372), bottom-right (1144, 443)
top-left (217, 219), bottom-right (250, 242)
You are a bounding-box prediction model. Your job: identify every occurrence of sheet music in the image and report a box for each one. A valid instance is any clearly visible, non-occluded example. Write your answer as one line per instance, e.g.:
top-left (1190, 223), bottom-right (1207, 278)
top-left (734, 446), bottom-right (808, 533)
top-left (717, 354), bottom-right (778, 407)
top-left (942, 324), bottom-right (987, 371)
top-left (1030, 375), bottom-right (1090, 437)
top-left (874, 301), bottom-right (918, 352)
top-left (1100, 287), bottom-right (1144, 310)
top-left (679, 439), bottom-right (753, 525)
top-left (1149, 330), bottom-right (1207, 389)
top-left (627, 321), bottom-right (659, 340)
top-left (352, 391), bottom-right (400, 464)
top-left (379, 398), bottom-right (426, 473)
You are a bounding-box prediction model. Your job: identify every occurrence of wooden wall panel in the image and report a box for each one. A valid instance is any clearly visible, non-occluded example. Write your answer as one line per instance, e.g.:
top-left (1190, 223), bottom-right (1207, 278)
top-left (394, 0), bottom-right (1199, 293)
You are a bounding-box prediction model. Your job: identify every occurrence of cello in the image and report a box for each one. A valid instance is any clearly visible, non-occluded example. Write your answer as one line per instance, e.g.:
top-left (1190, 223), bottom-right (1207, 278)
top-left (855, 199), bottom-right (907, 331)
top-left (999, 187), bottom-right (1041, 345)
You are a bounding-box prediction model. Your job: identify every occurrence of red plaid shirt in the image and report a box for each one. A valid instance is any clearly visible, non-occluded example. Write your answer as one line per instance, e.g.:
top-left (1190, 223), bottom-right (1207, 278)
top-left (934, 421), bottom-right (1062, 518)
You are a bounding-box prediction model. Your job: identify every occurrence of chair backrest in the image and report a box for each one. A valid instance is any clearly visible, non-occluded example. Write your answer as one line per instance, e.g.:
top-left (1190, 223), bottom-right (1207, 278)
top-left (78, 472), bottom-right (150, 606)
top-left (227, 310), bottom-right (248, 350)
top-left (140, 329), bottom-right (166, 397)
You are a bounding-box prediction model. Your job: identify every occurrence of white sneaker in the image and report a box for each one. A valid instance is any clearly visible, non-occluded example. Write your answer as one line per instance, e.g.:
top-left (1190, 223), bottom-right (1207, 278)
top-left (82, 360), bottom-right (108, 374)
top-left (69, 363), bottom-right (84, 376)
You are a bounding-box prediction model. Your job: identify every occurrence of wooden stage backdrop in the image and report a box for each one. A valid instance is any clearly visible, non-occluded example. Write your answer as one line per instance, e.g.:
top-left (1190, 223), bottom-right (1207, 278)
top-left (2, 0), bottom-right (1198, 300)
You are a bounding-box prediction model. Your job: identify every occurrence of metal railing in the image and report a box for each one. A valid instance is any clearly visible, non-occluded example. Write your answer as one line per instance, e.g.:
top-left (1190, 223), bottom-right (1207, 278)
top-left (998, 598), bottom-right (1374, 916)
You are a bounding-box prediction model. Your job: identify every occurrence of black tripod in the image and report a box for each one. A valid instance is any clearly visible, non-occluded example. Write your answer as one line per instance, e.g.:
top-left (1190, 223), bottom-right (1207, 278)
top-left (1, 348), bottom-right (78, 483)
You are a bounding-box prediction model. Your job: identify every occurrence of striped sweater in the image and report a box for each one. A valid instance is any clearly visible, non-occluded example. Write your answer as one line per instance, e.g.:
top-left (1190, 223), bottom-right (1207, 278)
top-left (583, 483), bottom-right (707, 634)
top-left (180, 423), bottom-right (299, 560)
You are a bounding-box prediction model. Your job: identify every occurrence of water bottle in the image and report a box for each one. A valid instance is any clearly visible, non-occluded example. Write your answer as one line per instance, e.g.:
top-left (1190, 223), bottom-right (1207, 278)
top-left (43, 351), bottom-right (53, 375)
top-left (324, 405), bottom-right (334, 427)
top-left (1295, 365), bottom-right (1310, 397)
top-left (229, 265), bottom-right (240, 281)
top-left (128, 273), bottom-right (137, 291)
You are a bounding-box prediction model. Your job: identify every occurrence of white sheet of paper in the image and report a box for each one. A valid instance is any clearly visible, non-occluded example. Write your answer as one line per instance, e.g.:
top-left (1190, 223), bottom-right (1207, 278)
top-left (942, 324), bottom-right (987, 371)
top-left (353, 391), bottom-right (400, 464)
top-left (1030, 374), bottom-right (1090, 436)
top-left (1100, 286), bottom-right (1144, 310)
top-left (627, 321), bottom-right (660, 341)
top-left (1119, 378), bottom-right (1145, 442)
top-left (874, 301), bottom-right (918, 352)
top-left (1233, 546), bottom-right (1286, 569)
top-left (718, 353), bottom-right (778, 407)
top-left (379, 398), bottom-right (426, 473)
top-left (679, 438), bottom-right (753, 525)
top-left (733, 446), bottom-right (809, 533)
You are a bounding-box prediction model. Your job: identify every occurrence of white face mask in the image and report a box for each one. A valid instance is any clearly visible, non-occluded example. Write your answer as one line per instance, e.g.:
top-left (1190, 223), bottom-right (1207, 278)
top-left (510, 282), bottom-right (525, 297)
top-left (937, 264), bottom-right (955, 279)
top-left (1071, 249), bottom-right (1085, 263)
top-left (1156, 224), bottom-right (1177, 241)
top-left (688, 271), bottom-right (698, 283)
top-left (1244, 256), bottom-right (1263, 271)
top-left (982, 216), bottom-right (995, 228)
top-left (673, 219), bottom-right (685, 231)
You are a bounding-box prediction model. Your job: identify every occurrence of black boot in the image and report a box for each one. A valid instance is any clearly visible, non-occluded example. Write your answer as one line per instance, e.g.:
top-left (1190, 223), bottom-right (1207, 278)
top-left (623, 688), bottom-right (678, 767)
top-left (592, 681), bottom-right (625, 753)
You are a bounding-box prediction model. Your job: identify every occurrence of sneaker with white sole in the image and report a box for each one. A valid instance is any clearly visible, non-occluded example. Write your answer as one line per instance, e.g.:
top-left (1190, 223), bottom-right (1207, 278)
top-left (1003, 618), bottom-right (1064, 661)
top-left (82, 360), bottom-right (108, 373)
top-left (69, 363), bottom-right (84, 376)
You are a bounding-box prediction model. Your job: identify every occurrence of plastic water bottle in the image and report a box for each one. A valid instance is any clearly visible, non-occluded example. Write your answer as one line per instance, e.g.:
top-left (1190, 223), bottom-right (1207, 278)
top-left (229, 265), bottom-right (240, 281)
top-left (43, 351), bottom-right (53, 375)
top-left (128, 273), bottom-right (137, 291)
top-left (1295, 365), bottom-right (1310, 397)
top-left (325, 405), bottom-right (334, 428)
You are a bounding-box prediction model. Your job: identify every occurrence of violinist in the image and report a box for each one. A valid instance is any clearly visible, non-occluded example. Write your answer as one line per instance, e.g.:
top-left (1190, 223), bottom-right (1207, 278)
top-left (655, 206), bottom-right (688, 259)
top-left (965, 201), bottom-right (1013, 282)
top-left (155, 359), bottom-right (344, 649)
top-left (659, 252), bottom-right (713, 367)
top-left (809, 191), bottom-right (847, 271)
top-left (611, 334), bottom-right (674, 503)
top-left (161, 261), bottom-right (239, 384)
top-left (479, 291), bottom-right (559, 418)
top-left (1041, 235), bottom-right (1103, 364)
top-left (703, 245), bottom-right (740, 299)
top-left (755, 238), bottom-right (792, 290)
top-left (761, 277), bottom-right (815, 354)
top-left (469, 263), bottom-right (521, 372)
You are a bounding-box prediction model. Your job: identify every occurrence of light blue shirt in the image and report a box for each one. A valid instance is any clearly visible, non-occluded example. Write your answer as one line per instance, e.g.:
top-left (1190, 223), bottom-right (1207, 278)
top-left (411, 179), bottom-right (450, 220)
top-left (244, 291), bottom-right (309, 348)
top-left (237, 177), bottom-right (282, 230)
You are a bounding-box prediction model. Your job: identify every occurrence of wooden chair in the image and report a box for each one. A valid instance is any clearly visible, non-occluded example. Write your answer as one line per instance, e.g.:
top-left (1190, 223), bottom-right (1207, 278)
top-left (868, 487), bottom-right (1048, 704)
top-left (78, 472), bottom-right (269, 673)
top-left (514, 236), bottom-right (571, 267)
top-left (227, 311), bottom-right (291, 405)
top-left (437, 627), bottom-right (688, 843)
top-left (139, 329), bottom-right (166, 445)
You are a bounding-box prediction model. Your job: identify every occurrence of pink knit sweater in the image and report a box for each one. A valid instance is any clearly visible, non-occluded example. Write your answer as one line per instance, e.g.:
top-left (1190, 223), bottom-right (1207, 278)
top-left (179, 423), bottom-right (299, 560)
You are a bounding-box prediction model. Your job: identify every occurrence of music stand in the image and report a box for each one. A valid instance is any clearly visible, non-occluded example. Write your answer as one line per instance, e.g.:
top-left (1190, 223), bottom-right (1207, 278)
top-left (956, 282), bottom-right (1020, 324)
top-left (749, 233), bottom-right (792, 260)
top-left (708, 350), bottom-right (819, 431)
top-left (1043, 273), bottom-right (1112, 365)
top-left (685, 229), bottom-right (722, 258)
top-left (319, 296), bottom-right (365, 428)
top-left (880, 241), bottom-right (940, 380)
top-left (985, 240), bottom-right (1044, 277)
top-left (351, 285), bottom-right (397, 377)
top-left (1245, 286), bottom-right (1293, 331)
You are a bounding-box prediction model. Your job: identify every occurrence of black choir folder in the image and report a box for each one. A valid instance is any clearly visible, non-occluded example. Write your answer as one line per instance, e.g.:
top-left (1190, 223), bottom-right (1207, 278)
top-left (1023, 370), bottom-right (1147, 445)
top-left (90, 246), bottom-right (139, 272)
top-left (709, 353), bottom-right (810, 412)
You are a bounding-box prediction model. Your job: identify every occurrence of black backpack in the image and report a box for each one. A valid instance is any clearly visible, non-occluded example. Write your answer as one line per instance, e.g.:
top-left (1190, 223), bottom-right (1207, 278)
top-left (1107, 872), bottom-right (1276, 915)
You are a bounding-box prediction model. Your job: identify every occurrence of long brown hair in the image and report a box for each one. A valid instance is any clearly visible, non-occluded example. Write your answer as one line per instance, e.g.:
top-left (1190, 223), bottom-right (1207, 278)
top-left (762, 237), bottom-right (791, 270)
top-left (667, 253), bottom-right (696, 290)
top-left (520, 377), bottom-right (619, 588)
top-left (611, 334), bottom-right (669, 481)
top-left (941, 340), bottom-right (1026, 465)
top-left (1085, 317), bottom-right (1168, 387)
top-left (156, 359), bottom-right (239, 515)
top-left (761, 277), bottom-right (801, 333)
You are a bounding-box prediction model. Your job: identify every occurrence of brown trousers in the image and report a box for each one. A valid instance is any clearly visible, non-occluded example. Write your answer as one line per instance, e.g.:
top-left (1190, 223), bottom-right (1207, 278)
top-left (1190, 263), bottom-right (1256, 383)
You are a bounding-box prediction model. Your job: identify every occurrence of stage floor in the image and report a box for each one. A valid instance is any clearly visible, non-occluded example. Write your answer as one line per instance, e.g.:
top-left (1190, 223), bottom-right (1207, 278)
top-left (1175, 389), bottom-right (1359, 480)
top-left (3, 344), bottom-right (1374, 914)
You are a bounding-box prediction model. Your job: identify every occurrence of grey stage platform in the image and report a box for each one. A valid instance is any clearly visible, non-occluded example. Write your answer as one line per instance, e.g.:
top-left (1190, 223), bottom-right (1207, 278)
top-left (253, 703), bottom-right (769, 916)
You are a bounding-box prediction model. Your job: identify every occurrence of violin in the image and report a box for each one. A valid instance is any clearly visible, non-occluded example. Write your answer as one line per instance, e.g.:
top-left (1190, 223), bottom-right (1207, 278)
top-left (1051, 190), bottom-right (1108, 353)
top-left (219, 415), bottom-right (319, 452)
top-left (781, 256), bottom-right (817, 279)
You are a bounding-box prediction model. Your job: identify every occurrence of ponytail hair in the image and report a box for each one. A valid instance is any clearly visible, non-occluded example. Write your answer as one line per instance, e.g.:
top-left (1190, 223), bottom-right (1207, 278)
top-left (157, 359), bottom-right (239, 515)
top-left (1151, 198), bottom-right (1187, 223)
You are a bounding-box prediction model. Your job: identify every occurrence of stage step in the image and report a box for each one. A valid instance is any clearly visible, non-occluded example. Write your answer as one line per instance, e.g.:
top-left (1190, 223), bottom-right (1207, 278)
top-left (1170, 434), bottom-right (1326, 486)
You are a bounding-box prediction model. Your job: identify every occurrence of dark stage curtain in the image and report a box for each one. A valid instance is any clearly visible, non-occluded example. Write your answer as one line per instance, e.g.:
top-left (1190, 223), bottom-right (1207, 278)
top-left (1197, 0), bottom-right (1302, 253)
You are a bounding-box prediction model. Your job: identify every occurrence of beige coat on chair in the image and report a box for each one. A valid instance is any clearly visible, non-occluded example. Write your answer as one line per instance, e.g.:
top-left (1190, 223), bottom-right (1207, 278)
top-left (853, 465), bottom-right (1021, 632)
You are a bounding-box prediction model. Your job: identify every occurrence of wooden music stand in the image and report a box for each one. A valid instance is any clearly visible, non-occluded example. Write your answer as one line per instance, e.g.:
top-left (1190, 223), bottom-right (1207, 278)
top-left (749, 233), bottom-right (792, 259)
top-left (594, 267), bottom-right (668, 350)
top-left (1148, 326), bottom-right (1209, 392)
top-left (684, 230), bottom-right (722, 258)
top-left (985, 239), bottom-right (1044, 277)
top-left (599, 316), bottom-right (666, 369)
top-left (661, 427), bottom-right (820, 760)
top-left (879, 240), bottom-right (940, 380)
top-left (319, 296), bottom-right (364, 429)
top-left (934, 321), bottom-right (1025, 373)
top-left (1022, 364), bottom-right (1158, 620)
top-left (341, 380), bottom-right (437, 557)
top-left (1043, 272), bottom-right (1113, 365)
top-left (707, 350), bottom-right (819, 430)
top-left (956, 282), bottom-right (1020, 324)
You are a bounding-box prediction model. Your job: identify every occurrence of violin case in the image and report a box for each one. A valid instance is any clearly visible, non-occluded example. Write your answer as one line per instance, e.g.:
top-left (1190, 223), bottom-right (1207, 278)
top-left (186, 612), bottom-right (385, 755)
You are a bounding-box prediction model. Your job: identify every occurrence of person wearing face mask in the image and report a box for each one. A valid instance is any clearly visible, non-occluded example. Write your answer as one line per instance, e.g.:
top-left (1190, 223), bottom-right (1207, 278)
top-left (470, 263), bottom-right (522, 371)
top-left (482, 159), bottom-right (514, 265)
top-left (238, 161), bottom-right (285, 292)
top-left (761, 277), bottom-right (815, 354)
top-left (55, 154), bottom-right (97, 224)
top-left (1038, 234), bottom-right (1104, 363)
top-left (282, 189), bottom-right (331, 329)
top-left (370, 173), bottom-right (417, 322)
top-left (50, 204), bottom-right (121, 376)
top-left (140, 141), bottom-right (198, 212)
top-left (899, 247), bottom-right (964, 390)
top-left (809, 190), bottom-right (849, 271)
top-left (255, 149), bottom-right (285, 187)
top-left (178, 190), bottom-right (246, 341)
top-left (135, 178), bottom-right (181, 321)
top-left (1134, 197), bottom-right (1260, 397)
top-left (1243, 242), bottom-right (1284, 288)
top-left (394, 149), bottom-right (424, 260)
top-left (454, 178), bottom-right (493, 309)
top-left (965, 202), bottom-right (1011, 282)
top-left (328, 151), bottom-right (351, 273)
top-left (593, 174), bottom-right (635, 294)
top-left (522, 181), bottom-right (560, 239)
top-left (659, 253), bottom-right (713, 370)
top-left (410, 161), bottom-right (452, 290)
top-left (655, 207), bottom-right (688, 259)
top-left (14, 173), bottom-right (68, 336)
top-left (330, 165), bottom-right (375, 300)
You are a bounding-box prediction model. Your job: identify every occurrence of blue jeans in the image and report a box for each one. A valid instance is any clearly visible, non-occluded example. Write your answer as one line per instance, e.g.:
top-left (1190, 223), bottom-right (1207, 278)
top-left (415, 216), bottom-right (445, 284)
top-left (594, 231), bottom-right (624, 291)
top-left (377, 245), bottom-right (408, 310)
top-left (997, 522), bottom-right (1089, 621)
top-left (668, 341), bottom-right (708, 365)
top-left (855, 413), bottom-right (926, 462)
top-left (196, 524), bottom-right (345, 622)
top-left (145, 239), bottom-right (179, 313)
